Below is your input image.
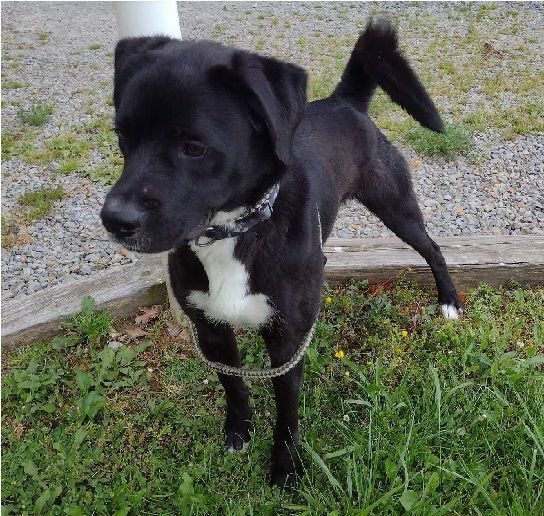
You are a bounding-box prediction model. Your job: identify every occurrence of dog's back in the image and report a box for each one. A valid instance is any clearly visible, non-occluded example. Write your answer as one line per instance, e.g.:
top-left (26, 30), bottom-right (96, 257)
top-left (291, 19), bottom-right (446, 242)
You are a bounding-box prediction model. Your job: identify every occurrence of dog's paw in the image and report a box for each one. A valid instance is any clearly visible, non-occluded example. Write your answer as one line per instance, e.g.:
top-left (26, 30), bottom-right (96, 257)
top-left (441, 303), bottom-right (462, 320)
top-left (226, 429), bottom-right (251, 453)
top-left (439, 293), bottom-right (464, 320)
top-left (270, 442), bottom-right (302, 488)
top-left (224, 418), bottom-right (251, 453)
top-left (270, 468), bottom-right (298, 489)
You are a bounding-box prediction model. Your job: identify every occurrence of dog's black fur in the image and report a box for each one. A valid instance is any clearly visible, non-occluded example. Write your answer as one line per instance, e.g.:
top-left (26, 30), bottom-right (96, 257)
top-left (101, 20), bottom-right (461, 487)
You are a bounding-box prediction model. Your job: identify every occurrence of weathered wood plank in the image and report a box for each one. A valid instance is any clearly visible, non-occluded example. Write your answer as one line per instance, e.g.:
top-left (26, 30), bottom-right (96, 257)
top-left (1, 254), bottom-right (167, 348)
top-left (2, 236), bottom-right (543, 348)
top-left (323, 236), bottom-right (544, 287)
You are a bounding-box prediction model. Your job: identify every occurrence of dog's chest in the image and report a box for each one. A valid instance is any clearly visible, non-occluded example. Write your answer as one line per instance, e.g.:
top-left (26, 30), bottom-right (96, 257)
top-left (187, 238), bottom-right (272, 327)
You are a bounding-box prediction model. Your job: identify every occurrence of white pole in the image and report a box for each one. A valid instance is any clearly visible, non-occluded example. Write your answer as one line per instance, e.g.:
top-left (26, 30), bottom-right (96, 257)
top-left (113, 1), bottom-right (181, 39)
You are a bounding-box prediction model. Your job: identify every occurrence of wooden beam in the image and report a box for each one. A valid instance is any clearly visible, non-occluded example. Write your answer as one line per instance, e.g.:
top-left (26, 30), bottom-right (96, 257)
top-left (323, 236), bottom-right (544, 288)
top-left (2, 236), bottom-right (543, 348)
top-left (1, 254), bottom-right (167, 349)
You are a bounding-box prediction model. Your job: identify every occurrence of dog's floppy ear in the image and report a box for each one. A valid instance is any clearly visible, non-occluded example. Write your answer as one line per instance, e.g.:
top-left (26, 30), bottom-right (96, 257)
top-left (211, 52), bottom-right (308, 165)
top-left (113, 36), bottom-right (172, 108)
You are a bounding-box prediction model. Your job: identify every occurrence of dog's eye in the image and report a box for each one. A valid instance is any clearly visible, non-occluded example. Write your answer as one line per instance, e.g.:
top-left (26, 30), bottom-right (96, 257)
top-left (183, 142), bottom-right (207, 157)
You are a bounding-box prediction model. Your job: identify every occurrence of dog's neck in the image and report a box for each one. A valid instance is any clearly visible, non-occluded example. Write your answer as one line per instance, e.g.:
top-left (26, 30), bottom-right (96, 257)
top-left (194, 183), bottom-right (280, 246)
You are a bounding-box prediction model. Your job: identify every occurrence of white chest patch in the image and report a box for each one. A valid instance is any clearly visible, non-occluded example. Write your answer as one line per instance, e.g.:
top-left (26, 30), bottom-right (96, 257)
top-left (187, 237), bottom-right (273, 328)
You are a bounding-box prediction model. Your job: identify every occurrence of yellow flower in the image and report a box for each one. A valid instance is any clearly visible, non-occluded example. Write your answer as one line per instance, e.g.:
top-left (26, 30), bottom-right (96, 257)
top-left (324, 296), bottom-right (333, 304)
top-left (366, 360), bottom-right (372, 366)
top-left (335, 349), bottom-right (345, 359)
top-left (401, 329), bottom-right (408, 337)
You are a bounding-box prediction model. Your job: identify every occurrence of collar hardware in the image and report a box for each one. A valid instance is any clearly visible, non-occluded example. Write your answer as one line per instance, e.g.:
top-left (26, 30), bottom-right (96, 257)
top-left (195, 183), bottom-right (280, 245)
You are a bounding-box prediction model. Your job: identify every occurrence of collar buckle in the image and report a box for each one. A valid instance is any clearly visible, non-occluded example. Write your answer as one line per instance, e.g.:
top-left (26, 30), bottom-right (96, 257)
top-left (194, 231), bottom-right (216, 247)
top-left (193, 183), bottom-right (280, 245)
top-left (258, 201), bottom-right (273, 221)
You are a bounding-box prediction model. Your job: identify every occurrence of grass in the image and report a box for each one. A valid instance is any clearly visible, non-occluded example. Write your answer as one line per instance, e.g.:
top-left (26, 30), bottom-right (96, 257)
top-left (26, 133), bottom-right (93, 166)
top-left (1, 130), bottom-right (37, 161)
top-left (1, 185), bottom-right (66, 249)
top-left (2, 280), bottom-right (543, 514)
top-left (2, 115), bottom-right (123, 186)
top-left (2, 80), bottom-right (24, 89)
top-left (58, 159), bottom-right (82, 175)
top-left (89, 43), bottom-right (101, 51)
top-left (17, 185), bottom-right (66, 224)
top-left (17, 103), bottom-right (53, 126)
top-left (405, 122), bottom-right (473, 159)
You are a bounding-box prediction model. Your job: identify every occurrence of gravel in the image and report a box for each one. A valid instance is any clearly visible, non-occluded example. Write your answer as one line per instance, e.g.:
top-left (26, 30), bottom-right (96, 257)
top-left (2, 2), bottom-right (543, 301)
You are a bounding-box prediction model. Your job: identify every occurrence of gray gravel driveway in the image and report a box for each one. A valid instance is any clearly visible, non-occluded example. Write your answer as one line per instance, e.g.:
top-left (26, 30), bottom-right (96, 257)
top-left (1, 2), bottom-right (543, 300)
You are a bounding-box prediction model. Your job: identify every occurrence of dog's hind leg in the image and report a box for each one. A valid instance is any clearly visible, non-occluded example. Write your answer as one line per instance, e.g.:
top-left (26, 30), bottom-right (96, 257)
top-left (191, 319), bottom-right (252, 451)
top-left (355, 155), bottom-right (462, 319)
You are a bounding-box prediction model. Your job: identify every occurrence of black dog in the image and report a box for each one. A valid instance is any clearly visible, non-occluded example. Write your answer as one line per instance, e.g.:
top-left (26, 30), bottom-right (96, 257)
top-left (101, 20), bottom-right (462, 487)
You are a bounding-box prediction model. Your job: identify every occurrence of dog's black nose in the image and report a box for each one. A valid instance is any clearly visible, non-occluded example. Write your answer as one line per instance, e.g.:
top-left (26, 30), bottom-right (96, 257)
top-left (100, 197), bottom-right (143, 238)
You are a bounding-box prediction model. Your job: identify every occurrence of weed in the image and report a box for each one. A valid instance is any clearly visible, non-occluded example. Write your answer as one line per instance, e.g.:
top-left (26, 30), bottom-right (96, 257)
top-left (89, 43), bottom-right (101, 51)
top-left (17, 185), bottom-right (66, 223)
top-left (85, 162), bottom-right (123, 186)
top-left (38, 31), bottom-right (48, 43)
top-left (463, 111), bottom-right (488, 132)
top-left (211, 24), bottom-right (224, 39)
top-left (405, 122), bottom-right (473, 158)
top-left (3, 80), bottom-right (24, 89)
top-left (438, 60), bottom-right (456, 75)
top-left (475, 2), bottom-right (499, 21)
top-left (16, 103), bottom-right (53, 126)
top-left (1, 130), bottom-right (37, 161)
top-left (58, 159), bottom-right (82, 174)
top-left (1, 185), bottom-right (65, 248)
top-left (1, 282), bottom-right (543, 513)
top-left (27, 133), bottom-right (93, 165)
top-left (62, 296), bottom-right (114, 346)
top-left (494, 102), bottom-right (544, 139)
top-left (1, 216), bottom-right (31, 249)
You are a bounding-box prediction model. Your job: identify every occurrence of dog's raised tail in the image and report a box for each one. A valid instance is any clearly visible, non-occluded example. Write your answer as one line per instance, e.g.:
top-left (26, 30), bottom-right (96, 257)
top-left (333, 19), bottom-right (444, 133)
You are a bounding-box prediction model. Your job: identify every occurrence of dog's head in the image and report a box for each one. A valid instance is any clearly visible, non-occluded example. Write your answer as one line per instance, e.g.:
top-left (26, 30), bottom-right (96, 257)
top-left (100, 37), bottom-right (307, 253)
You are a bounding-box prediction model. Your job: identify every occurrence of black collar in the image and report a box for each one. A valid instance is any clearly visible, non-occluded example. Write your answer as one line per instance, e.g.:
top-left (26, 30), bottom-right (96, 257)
top-left (194, 183), bottom-right (280, 246)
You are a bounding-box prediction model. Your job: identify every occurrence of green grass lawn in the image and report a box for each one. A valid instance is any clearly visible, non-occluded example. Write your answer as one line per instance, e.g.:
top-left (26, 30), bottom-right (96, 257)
top-left (2, 281), bottom-right (543, 514)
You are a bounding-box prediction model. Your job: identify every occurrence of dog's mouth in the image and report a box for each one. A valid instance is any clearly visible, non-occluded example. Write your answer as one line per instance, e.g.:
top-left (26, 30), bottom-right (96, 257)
top-left (177, 212), bottom-right (213, 246)
top-left (106, 211), bottom-right (214, 253)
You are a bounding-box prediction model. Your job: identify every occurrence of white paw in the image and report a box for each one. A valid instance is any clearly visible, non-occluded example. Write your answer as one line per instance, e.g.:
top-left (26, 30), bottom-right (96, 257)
top-left (441, 304), bottom-right (460, 320)
top-left (228, 439), bottom-right (249, 453)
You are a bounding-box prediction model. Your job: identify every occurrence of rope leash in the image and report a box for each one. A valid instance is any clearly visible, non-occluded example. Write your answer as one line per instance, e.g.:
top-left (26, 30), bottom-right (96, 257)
top-left (165, 258), bottom-right (315, 379)
top-left (188, 319), bottom-right (315, 379)
top-left (164, 204), bottom-right (323, 379)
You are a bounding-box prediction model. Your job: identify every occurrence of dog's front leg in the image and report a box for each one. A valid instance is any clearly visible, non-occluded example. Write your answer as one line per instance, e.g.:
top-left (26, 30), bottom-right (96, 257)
top-left (191, 318), bottom-right (252, 452)
top-left (262, 324), bottom-right (309, 487)
top-left (269, 360), bottom-right (304, 487)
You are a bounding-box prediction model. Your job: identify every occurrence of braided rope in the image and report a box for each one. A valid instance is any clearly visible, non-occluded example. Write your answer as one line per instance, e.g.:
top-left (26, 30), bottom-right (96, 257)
top-left (188, 320), bottom-right (315, 379)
